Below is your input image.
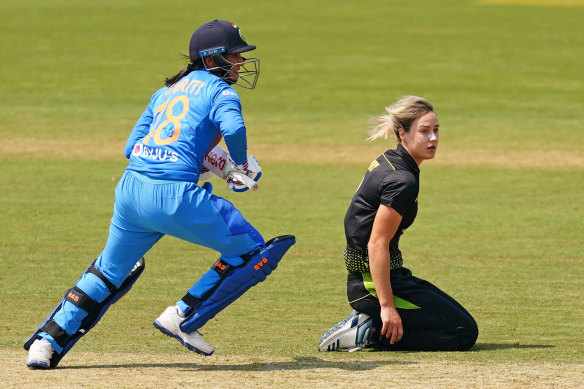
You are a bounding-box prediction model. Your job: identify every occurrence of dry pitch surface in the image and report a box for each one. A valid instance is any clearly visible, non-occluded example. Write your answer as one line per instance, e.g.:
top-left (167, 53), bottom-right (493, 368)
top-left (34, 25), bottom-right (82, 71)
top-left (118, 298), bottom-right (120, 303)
top-left (2, 350), bottom-right (583, 389)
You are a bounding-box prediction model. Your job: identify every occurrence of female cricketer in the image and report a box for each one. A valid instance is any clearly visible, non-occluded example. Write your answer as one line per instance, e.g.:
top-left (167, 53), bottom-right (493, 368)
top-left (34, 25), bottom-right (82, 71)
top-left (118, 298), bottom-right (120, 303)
top-left (318, 96), bottom-right (478, 352)
top-left (25, 20), bottom-right (295, 369)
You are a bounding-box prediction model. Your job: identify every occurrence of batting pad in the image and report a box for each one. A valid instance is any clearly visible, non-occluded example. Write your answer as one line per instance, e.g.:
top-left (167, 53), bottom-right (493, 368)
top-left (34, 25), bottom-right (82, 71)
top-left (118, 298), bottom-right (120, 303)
top-left (24, 257), bottom-right (145, 368)
top-left (180, 235), bottom-right (295, 333)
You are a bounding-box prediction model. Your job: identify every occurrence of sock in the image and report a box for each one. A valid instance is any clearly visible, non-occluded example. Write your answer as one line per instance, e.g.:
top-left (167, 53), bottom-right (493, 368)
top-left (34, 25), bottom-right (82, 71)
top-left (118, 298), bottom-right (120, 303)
top-left (176, 305), bottom-right (187, 318)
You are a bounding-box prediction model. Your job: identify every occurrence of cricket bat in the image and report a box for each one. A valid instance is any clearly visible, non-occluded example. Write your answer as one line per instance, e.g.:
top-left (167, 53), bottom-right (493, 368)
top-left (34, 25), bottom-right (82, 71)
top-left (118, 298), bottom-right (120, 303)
top-left (203, 146), bottom-right (259, 191)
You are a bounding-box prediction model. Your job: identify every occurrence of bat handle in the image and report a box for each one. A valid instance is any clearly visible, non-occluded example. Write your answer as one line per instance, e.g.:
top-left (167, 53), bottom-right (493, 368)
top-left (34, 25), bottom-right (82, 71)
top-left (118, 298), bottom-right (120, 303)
top-left (230, 171), bottom-right (259, 191)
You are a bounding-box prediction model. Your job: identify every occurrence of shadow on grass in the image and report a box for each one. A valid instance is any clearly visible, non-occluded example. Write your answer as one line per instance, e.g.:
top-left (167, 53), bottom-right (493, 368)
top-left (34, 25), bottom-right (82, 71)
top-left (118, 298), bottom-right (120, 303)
top-left (472, 343), bottom-right (554, 351)
top-left (59, 356), bottom-right (416, 371)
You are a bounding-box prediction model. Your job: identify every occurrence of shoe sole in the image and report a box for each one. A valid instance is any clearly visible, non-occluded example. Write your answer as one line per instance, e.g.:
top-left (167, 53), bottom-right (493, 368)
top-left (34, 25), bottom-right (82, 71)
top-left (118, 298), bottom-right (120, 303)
top-left (27, 361), bottom-right (50, 370)
top-left (153, 320), bottom-right (214, 356)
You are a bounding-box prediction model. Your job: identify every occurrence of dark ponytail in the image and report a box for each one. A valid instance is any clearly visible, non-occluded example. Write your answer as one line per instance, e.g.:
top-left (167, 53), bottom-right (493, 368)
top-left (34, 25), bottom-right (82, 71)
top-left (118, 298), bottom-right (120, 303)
top-left (164, 58), bottom-right (204, 86)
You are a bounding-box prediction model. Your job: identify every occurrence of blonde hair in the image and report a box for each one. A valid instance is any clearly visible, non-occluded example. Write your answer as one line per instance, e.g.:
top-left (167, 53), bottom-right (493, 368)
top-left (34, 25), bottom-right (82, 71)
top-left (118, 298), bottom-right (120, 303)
top-left (368, 96), bottom-right (434, 142)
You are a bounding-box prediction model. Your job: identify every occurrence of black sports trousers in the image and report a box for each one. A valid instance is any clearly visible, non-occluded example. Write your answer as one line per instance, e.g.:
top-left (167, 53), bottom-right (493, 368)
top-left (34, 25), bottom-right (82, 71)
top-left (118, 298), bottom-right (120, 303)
top-left (347, 267), bottom-right (478, 351)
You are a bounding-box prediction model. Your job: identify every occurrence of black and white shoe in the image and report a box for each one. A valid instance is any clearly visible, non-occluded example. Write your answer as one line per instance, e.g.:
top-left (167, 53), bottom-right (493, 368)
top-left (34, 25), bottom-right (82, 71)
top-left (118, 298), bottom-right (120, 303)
top-left (318, 311), bottom-right (372, 352)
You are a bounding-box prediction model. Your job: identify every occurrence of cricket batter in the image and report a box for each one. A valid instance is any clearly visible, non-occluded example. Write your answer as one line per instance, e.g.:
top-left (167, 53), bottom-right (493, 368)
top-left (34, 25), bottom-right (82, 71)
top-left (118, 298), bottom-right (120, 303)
top-left (25, 20), bottom-right (295, 369)
top-left (318, 96), bottom-right (478, 352)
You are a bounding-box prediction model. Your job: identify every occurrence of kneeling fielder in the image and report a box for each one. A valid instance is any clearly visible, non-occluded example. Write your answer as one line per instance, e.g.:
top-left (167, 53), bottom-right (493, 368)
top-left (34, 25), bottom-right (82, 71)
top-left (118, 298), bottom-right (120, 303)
top-left (318, 96), bottom-right (478, 352)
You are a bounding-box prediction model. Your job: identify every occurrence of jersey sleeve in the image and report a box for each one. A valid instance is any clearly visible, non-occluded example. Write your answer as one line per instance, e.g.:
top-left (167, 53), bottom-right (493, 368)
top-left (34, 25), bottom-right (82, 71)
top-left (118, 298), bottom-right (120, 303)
top-left (208, 86), bottom-right (247, 165)
top-left (379, 171), bottom-right (418, 216)
top-left (124, 88), bottom-right (165, 158)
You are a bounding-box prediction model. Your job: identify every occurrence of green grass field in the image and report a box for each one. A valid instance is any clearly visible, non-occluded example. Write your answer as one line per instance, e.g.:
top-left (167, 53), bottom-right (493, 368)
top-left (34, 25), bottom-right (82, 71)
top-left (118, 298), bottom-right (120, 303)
top-left (1, 0), bottom-right (583, 387)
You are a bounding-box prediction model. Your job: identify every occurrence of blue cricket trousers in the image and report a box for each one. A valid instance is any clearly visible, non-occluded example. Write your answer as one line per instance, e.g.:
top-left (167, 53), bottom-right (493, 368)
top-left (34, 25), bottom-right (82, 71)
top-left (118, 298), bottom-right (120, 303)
top-left (43, 170), bottom-right (264, 352)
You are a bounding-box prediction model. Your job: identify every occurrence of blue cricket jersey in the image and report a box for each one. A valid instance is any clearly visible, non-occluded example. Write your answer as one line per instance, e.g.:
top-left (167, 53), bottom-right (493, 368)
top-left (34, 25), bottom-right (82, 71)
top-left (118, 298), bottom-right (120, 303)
top-left (124, 69), bottom-right (248, 182)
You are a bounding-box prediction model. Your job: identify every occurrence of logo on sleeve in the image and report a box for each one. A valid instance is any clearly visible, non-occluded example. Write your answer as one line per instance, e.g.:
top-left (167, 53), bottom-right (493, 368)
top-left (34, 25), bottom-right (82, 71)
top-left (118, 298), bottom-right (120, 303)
top-left (222, 90), bottom-right (238, 97)
top-left (368, 160), bottom-right (379, 172)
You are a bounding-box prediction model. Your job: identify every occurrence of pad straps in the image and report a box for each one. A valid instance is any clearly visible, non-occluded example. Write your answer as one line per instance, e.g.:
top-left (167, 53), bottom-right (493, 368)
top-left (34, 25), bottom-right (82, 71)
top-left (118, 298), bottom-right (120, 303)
top-left (86, 263), bottom-right (117, 294)
top-left (213, 248), bottom-right (263, 277)
top-left (42, 319), bottom-right (70, 348)
top-left (40, 264), bottom-right (114, 348)
top-left (64, 286), bottom-right (102, 315)
top-left (181, 259), bottom-right (234, 310)
top-left (211, 258), bottom-right (236, 277)
top-left (181, 251), bottom-right (262, 311)
top-left (181, 293), bottom-right (201, 310)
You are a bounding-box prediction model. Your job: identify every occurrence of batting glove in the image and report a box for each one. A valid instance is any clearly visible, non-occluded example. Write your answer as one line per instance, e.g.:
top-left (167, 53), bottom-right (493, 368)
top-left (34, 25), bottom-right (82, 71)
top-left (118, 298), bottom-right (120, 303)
top-left (227, 155), bottom-right (262, 192)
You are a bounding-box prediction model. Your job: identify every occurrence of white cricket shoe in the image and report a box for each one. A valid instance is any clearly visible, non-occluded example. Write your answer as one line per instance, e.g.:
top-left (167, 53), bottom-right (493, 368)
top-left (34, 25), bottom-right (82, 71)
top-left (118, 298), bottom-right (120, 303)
top-left (26, 337), bottom-right (54, 369)
top-left (318, 310), bottom-right (373, 352)
top-left (153, 306), bottom-right (214, 356)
